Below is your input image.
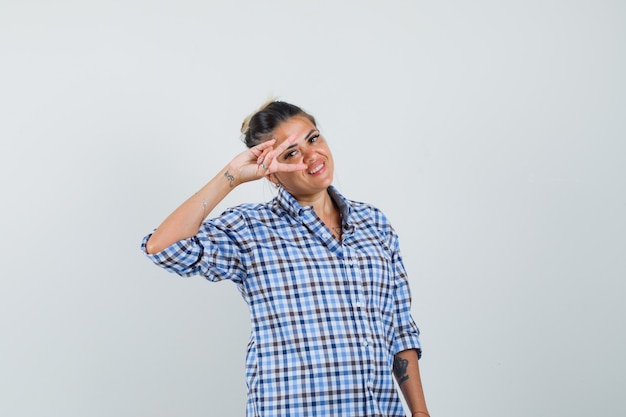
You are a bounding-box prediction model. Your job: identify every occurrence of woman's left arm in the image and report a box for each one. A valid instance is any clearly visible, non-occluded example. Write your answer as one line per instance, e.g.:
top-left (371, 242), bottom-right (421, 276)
top-left (393, 348), bottom-right (430, 417)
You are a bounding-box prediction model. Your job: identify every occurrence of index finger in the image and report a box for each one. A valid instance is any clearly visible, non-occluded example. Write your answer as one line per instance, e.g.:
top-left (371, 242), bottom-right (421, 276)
top-left (270, 133), bottom-right (299, 157)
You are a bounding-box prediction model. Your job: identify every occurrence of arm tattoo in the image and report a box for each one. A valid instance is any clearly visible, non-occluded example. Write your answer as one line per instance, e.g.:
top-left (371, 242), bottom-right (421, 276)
top-left (393, 357), bottom-right (409, 385)
top-left (224, 170), bottom-right (235, 188)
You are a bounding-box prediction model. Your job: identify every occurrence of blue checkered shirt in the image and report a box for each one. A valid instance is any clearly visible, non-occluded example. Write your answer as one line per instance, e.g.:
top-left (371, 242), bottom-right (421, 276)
top-left (141, 185), bottom-right (422, 416)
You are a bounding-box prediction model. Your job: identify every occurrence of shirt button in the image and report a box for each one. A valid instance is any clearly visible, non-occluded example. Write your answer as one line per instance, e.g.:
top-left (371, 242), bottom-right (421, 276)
top-left (366, 380), bottom-right (373, 388)
top-left (362, 340), bottom-right (369, 347)
top-left (354, 301), bottom-right (363, 308)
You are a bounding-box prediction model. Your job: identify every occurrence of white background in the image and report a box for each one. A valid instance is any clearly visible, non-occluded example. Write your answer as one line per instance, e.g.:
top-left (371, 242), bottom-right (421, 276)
top-left (1, 1), bottom-right (624, 416)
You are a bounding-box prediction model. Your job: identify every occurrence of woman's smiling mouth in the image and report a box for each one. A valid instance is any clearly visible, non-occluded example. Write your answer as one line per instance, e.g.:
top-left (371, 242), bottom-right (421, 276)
top-left (308, 162), bottom-right (325, 174)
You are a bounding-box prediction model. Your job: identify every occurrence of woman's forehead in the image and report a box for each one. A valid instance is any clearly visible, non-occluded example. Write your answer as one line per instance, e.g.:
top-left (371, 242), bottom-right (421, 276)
top-left (273, 115), bottom-right (317, 141)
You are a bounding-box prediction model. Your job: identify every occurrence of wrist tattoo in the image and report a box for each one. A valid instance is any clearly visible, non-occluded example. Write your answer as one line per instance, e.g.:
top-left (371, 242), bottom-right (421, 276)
top-left (393, 357), bottom-right (409, 385)
top-left (224, 170), bottom-right (235, 188)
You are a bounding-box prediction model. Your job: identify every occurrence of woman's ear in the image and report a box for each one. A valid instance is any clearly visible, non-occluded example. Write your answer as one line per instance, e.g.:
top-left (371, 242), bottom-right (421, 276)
top-left (268, 174), bottom-right (281, 188)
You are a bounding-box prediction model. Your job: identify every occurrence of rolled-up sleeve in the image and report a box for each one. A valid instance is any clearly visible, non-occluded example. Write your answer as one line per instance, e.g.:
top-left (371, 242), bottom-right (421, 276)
top-left (389, 234), bottom-right (422, 358)
top-left (140, 210), bottom-right (249, 285)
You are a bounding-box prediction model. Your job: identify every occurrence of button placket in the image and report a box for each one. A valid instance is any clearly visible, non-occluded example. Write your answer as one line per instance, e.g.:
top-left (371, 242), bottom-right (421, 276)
top-left (343, 249), bottom-right (376, 395)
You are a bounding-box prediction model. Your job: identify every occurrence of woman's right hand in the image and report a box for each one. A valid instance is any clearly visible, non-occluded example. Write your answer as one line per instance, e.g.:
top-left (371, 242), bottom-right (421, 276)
top-left (227, 135), bottom-right (307, 186)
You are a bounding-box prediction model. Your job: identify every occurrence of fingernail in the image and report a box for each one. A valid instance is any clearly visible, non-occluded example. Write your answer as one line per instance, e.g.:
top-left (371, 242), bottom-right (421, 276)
top-left (257, 156), bottom-right (264, 164)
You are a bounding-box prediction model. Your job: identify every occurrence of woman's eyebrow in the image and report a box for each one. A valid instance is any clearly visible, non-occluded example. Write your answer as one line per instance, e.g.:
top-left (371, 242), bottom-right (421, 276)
top-left (285, 129), bottom-right (319, 151)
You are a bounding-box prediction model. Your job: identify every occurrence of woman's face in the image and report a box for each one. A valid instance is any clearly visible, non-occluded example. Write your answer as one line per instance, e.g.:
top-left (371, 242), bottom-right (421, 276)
top-left (270, 115), bottom-right (334, 200)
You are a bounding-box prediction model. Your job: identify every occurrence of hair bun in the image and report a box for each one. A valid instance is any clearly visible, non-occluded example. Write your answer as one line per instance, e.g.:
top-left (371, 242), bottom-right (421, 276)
top-left (240, 99), bottom-right (316, 148)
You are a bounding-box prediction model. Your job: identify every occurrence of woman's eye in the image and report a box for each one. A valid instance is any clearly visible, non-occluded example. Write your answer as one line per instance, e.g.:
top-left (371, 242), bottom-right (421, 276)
top-left (282, 134), bottom-right (320, 160)
top-left (284, 150), bottom-right (298, 160)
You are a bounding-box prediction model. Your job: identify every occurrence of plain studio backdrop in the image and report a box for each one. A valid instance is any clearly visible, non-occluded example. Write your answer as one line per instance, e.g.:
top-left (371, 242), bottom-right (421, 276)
top-left (1, 0), bottom-right (624, 416)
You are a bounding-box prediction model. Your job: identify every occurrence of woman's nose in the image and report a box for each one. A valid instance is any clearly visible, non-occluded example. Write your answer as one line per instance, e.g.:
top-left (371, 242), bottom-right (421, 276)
top-left (301, 147), bottom-right (315, 162)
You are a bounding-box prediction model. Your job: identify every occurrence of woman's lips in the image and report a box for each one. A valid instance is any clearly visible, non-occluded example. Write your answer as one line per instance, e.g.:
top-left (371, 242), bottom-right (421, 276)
top-left (308, 162), bottom-right (325, 175)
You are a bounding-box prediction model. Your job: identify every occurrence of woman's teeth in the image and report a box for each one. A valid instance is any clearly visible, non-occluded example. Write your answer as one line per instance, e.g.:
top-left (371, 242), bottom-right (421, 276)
top-left (309, 164), bottom-right (324, 174)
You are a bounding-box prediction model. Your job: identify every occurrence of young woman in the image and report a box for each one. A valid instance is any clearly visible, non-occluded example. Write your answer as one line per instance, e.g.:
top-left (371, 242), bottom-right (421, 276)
top-left (142, 101), bottom-right (430, 417)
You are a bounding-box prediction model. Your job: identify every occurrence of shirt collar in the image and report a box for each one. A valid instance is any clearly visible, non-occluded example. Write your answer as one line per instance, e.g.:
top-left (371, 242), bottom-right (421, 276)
top-left (275, 185), bottom-right (353, 227)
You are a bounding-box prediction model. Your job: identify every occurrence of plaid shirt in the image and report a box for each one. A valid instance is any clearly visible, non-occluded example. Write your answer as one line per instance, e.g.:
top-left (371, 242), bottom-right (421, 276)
top-left (141, 185), bottom-right (422, 416)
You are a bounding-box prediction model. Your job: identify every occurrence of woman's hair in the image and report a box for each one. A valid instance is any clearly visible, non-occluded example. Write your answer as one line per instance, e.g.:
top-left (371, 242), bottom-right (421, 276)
top-left (241, 100), bottom-right (316, 148)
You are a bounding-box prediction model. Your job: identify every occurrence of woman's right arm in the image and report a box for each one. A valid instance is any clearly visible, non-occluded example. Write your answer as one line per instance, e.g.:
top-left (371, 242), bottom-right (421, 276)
top-left (144, 165), bottom-right (239, 254)
top-left (145, 136), bottom-right (305, 254)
